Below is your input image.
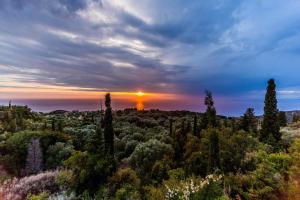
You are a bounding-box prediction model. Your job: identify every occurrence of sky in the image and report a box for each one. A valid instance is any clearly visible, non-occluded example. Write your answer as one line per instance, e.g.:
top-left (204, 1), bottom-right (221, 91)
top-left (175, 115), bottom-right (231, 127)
top-left (1, 0), bottom-right (300, 115)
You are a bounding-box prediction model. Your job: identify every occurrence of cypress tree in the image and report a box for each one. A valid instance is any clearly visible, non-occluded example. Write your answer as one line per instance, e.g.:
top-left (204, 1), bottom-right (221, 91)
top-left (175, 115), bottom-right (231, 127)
top-left (193, 115), bottom-right (198, 135)
top-left (104, 93), bottom-right (114, 156)
top-left (181, 119), bottom-right (187, 139)
top-left (173, 119), bottom-right (187, 166)
top-left (203, 90), bottom-right (217, 128)
top-left (58, 119), bottom-right (63, 132)
top-left (169, 118), bottom-right (173, 136)
top-left (186, 120), bottom-right (192, 133)
top-left (9, 110), bottom-right (17, 132)
top-left (80, 97), bottom-right (113, 195)
top-left (100, 99), bottom-right (105, 128)
top-left (207, 129), bottom-right (220, 173)
top-left (51, 119), bottom-right (55, 131)
top-left (260, 79), bottom-right (281, 144)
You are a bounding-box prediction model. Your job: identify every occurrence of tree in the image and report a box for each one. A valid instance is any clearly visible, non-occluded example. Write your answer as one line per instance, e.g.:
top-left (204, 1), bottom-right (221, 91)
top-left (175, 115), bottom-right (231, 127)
top-left (193, 115), bottom-right (198, 136)
top-left (63, 98), bottom-right (114, 196)
top-left (292, 114), bottom-right (300, 123)
top-left (51, 119), bottom-right (55, 131)
top-left (230, 118), bottom-right (237, 132)
top-left (278, 111), bottom-right (287, 127)
top-left (150, 160), bottom-right (170, 184)
top-left (260, 79), bottom-right (281, 145)
top-left (207, 129), bottom-right (220, 173)
top-left (9, 117), bottom-right (17, 133)
top-left (109, 167), bottom-right (141, 198)
top-left (2, 130), bottom-right (68, 175)
top-left (43, 120), bottom-right (47, 130)
top-left (25, 138), bottom-right (43, 175)
top-left (184, 134), bottom-right (207, 176)
top-left (45, 142), bottom-right (74, 169)
top-left (240, 108), bottom-right (257, 133)
top-left (220, 131), bottom-right (260, 173)
top-left (104, 93), bottom-right (114, 156)
top-left (87, 116), bottom-right (104, 154)
top-left (173, 119), bottom-right (188, 166)
top-left (57, 119), bottom-right (63, 132)
top-left (100, 99), bottom-right (105, 128)
top-left (202, 91), bottom-right (217, 129)
top-left (64, 151), bottom-right (113, 195)
top-left (169, 118), bottom-right (174, 136)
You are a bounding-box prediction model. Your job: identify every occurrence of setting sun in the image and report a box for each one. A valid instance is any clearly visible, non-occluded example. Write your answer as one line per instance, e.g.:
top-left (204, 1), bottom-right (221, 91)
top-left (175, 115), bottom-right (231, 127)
top-left (136, 91), bottom-right (144, 97)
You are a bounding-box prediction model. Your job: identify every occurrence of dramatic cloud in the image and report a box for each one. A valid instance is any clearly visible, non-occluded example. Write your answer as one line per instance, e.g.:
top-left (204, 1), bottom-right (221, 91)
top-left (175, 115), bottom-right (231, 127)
top-left (1, 0), bottom-right (300, 114)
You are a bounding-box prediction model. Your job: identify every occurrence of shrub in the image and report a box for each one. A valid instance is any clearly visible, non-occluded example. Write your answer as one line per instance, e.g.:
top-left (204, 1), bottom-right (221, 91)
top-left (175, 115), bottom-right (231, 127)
top-left (151, 160), bottom-right (170, 185)
top-left (115, 186), bottom-right (141, 200)
top-left (130, 139), bottom-right (173, 183)
top-left (0, 171), bottom-right (59, 200)
top-left (26, 192), bottom-right (49, 200)
top-left (144, 185), bottom-right (164, 200)
top-left (45, 142), bottom-right (74, 169)
top-left (109, 167), bottom-right (140, 196)
top-left (164, 174), bottom-right (223, 200)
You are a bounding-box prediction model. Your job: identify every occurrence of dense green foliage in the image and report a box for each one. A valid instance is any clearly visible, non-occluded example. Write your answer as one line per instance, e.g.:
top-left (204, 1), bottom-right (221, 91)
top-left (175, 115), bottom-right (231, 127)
top-left (0, 82), bottom-right (300, 199)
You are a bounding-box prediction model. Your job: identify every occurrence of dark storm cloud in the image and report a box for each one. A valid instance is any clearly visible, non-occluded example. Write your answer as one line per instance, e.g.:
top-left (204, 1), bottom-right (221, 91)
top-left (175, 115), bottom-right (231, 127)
top-left (0, 0), bottom-right (90, 12)
top-left (1, 0), bottom-right (300, 114)
top-left (0, 0), bottom-right (187, 93)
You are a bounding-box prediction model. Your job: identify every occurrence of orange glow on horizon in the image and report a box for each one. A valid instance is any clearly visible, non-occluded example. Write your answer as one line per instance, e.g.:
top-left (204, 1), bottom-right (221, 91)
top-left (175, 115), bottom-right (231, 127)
top-left (0, 83), bottom-right (181, 102)
top-left (0, 82), bottom-right (208, 112)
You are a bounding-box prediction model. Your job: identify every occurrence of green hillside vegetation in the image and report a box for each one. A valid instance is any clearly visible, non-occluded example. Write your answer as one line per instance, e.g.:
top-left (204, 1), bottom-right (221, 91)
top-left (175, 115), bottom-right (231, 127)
top-left (0, 79), bottom-right (300, 200)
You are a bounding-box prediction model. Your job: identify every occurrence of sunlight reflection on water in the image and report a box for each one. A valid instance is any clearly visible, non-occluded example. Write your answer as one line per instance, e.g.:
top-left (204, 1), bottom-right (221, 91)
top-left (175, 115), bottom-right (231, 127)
top-left (136, 96), bottom-right (144, 110)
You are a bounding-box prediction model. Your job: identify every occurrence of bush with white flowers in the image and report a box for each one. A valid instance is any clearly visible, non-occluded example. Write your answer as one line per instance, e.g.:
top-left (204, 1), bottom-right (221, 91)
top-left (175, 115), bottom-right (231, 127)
top-left (164, 174), bottom-right (223, 200)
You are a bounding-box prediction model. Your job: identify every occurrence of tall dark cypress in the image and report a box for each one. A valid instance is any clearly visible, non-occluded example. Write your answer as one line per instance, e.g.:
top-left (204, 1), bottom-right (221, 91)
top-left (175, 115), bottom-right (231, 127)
top-left (100, 99), bottom-right (105, 128)
top-left (58, 119), bottom-right (63, 132)
top-left (260, 79), bottom-right (281, 144)
top-left (193, 115), bottom-right (198, 135)
top-left (204, 90), bottom-right (217, 128)
top-left (104, 93), bottom-right (114, 156)
top-left (51, 119), bottom-right (55, 131)
top-left (173, 119), bottom-right (187, 166)
top-left (207, 129), bottom-right (220, 173)
top-left (169, 118), bottom-right (173, 136)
